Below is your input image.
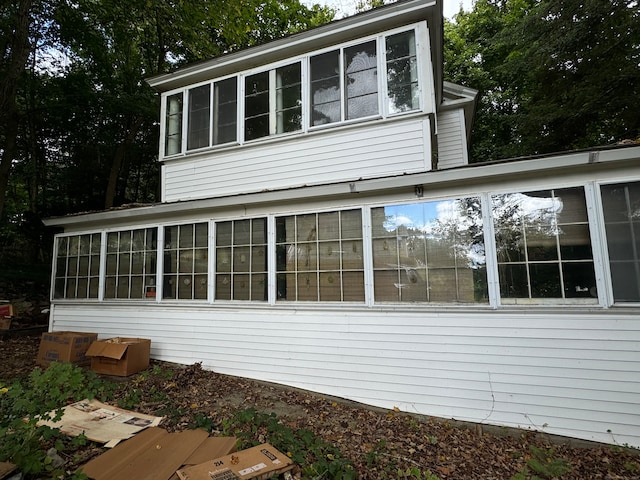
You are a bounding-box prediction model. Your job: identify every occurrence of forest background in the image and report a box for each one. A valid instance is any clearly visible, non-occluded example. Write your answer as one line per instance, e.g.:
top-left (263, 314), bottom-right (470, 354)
top-left (0, 0), bottom-right (638, 282)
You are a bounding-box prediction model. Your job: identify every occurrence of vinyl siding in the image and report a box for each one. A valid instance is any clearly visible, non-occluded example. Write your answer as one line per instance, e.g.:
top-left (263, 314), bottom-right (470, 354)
top-left (162, 117), bottom-right (431, 202)
top-left (50, 304), bottom-right (640, 447)
top-left (437, 108), bottom-right (468, 169)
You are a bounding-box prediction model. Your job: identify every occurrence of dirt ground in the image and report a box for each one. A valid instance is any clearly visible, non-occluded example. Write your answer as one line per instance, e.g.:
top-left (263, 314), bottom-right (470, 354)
top-left (1, 333), bottom-right (639, 479)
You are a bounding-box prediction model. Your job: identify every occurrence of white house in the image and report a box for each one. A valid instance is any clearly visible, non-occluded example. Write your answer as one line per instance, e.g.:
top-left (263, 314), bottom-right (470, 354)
top-left (43, 0), bottom-right (640, 448)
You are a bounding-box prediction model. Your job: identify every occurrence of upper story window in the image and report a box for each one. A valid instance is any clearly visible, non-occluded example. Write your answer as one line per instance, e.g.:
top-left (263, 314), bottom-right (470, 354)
top-left (244, 63), bottom-right (302, 141)
top-left (161, 24), bottom-right (425, 157)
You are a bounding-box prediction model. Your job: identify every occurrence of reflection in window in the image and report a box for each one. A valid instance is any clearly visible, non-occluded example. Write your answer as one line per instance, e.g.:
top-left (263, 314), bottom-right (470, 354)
top-left (165, 93), bottom-right (183, 156)
top-left (601, 182), bottom-right (640, 302)
top-left (276, 210), bottom-right (364, 302)
top-left (54, 233), bottom-right (102, 299)
top-left (345, 41), bottom-right (378, 120)
top-left (310, 50), bottom-right (341, 126)
top-left (492, 188), bottom-right (596, 302)
top-left (187, 84), bottom-right (210, 150)
top-left (386, 30), bottom-right (419, 113)
top-left (163, 223), bottom-right (208, 300)
top-left (245, 72), bottom-right (270, 141)
top-left (215, 218), bottom-right (267, 301)
top-left (371, 199), bottom-right (486, 303)
top-left (105, 229), bottom-right (157, 300)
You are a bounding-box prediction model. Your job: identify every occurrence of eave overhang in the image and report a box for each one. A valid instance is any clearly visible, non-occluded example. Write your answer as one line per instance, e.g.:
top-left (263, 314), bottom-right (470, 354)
top-left (146, 0), bottom-right (443, 104)
top-left (43, 145), bottom-right (640, 231)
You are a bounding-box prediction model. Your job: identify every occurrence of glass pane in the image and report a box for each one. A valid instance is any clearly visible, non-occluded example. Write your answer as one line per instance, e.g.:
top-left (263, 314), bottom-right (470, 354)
top-left (374, 270), bottom-right (400, 302)
top-left (130, 276), bottom-right (144, 298)
top-left (319, 272), bottom-right (341, 301)
top-left (386, 30), bottom-right (419, 113)
top-left (297, 243), bottom-right (317, 271)
top-left (529, 263), bottom-right (561, 297)
top-left (187, 84), bottom-right (210, 150)
top-left (233, 274), bottom-right (250, 300)
top-left (252, 218), bottom-right (267, 243)
top-left (296, 215), bottom-right (316, 242)
top-left (118, 253), bottom-right (131, 275)
top-left (251, 274), bottom-right (267, 301)
top-left (117, 276), bottom-right (130, 298)
top-left (276, 273), bottom-right (296, 300)
top-left (311, 50), bottom-right (341, 126)
top-left (165, 226), bottom-right (179, 248)
top-left (318, 211), bottom-right (340, 240)
top-left (342, 271), bottom-right (365, 301)
top-left (345, 40), bottom-right (378, 120)
top-left (342, 240), bottom-right (363, 269)
top-left (179, 250), bottom-right (193, 273)
top-left (179, 224), bottom-right (194, 249)
top-left (319, 241), bottom-right (340, 270)
top-left (131, 252), bottom-right (144, 274)
top-left (251, 246), bottom-right (267, 271)
top-left (57, 236), bottom-right (68, 256)
top-left (233, 246), bottom-right (250, 273)
top-left (562, 262), bottom-right (596, 298)
top-left (216, 247), bottom-right (232, 272)
top-left (213, 77), bottom-right (237, 145)
top-left (165, 93), bottom-right (183, 156)
top-left (194, 274), bottom-right (207, 299)
top-left (90, 255), bottom-right (100, 276)
top-left (499, 264), bottom-right (528, 298)
top-left (372, 238), bottom-right (397, 269)
top-left (104, 277), bottom-right (116, 299)
top-left (195, 223), bottom-right (208, 248)
top-left (107, 232), bottom-right (119, 253)
top-left (233, 220), bottom-right (251, 245)
top-left (245, 72), bottom-right (269, 140)
top-left (178, 275), bottom-right (193, 299)
top-left (216, 222), bottom-right (232, 246)
top-left (297, 272), bottom-right (318, 301)
top-left (194, 248), bottom-right (208, 273)
top-left (163, 275), bottom-right (176, 299)
top-left (215, 274), bottom-right (231, 300)
top-left (341, 209), bottom-right (362, 239)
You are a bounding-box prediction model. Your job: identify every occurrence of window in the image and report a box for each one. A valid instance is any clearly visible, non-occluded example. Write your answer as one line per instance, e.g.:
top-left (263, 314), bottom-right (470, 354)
top-left (163, 223), bottom-right (208, 300)
top-left (371, 198), bottom-right (487, 303)
top-left (276, 209), bottom-right (364, 302)
top-left (345, 41), bottom-right (378, 120)
top-left (601, 181), bottom-right (640, 302)
top-left (215, 218), bottom-right (267, 301)
top-left (105, 228), bottom-right (157, 299)
top-left (54, 233), bottom-right (101, 299)
top-left (492, 188), bottom-right (596, 303)
top-left (386, 30), bottom-right (419, 113)
top-left (213, 77), bottom-right (237, 145)
top-left (165, 93), bottom-right (183, 156)
top-left (310, 50), bottom-right (341, 126)
top-left (187, 84), bottom-right (210, 150)
top-left (245, 63), bottom-right (302, 141)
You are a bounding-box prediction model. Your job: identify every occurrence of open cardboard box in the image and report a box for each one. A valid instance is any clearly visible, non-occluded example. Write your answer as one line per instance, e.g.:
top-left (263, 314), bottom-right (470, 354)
top-left (0, 303), bottom-right (12, 330)
top-left (176, 442), bottom-right (293, 480)
top-left (36, 331), bottom-right (98, 367)
top-left (82, 427), bottom-right (237, 480)
top-left (86, 337), bottom-right (150, 376)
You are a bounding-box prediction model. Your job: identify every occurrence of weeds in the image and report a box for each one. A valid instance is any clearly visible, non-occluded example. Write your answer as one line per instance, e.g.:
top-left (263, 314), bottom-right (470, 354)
top-left (510, 445), bottom-right (571, 480)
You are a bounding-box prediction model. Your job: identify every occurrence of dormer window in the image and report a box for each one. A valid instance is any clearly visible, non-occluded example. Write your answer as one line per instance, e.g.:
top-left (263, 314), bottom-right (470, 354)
top-left (161, 24), bottom-right (426, 158)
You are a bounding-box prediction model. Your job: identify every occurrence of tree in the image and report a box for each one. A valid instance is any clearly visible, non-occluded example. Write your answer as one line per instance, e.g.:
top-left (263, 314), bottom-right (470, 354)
top-left (445, 0), bottom-right (640, 162)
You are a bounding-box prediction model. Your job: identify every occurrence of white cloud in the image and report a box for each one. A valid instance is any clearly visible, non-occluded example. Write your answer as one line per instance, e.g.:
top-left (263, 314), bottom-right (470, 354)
top-left (304, 0), bottom-right (474, 20)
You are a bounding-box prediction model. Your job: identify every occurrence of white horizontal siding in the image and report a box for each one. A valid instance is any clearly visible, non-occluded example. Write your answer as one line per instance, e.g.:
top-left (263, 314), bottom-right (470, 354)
top-left (162, 118), bottom-right (431, 202)
top-left (437, 108), bottom-right (468, 169)
top-left (50, 304), bottom-right (640, 447)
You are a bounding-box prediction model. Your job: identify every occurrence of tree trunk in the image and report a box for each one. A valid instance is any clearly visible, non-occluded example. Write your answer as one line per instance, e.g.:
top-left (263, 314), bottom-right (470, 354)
top-left (104, 116), bottom-right (144, 209)
top-left (0, 0), bottom-right (33, 219)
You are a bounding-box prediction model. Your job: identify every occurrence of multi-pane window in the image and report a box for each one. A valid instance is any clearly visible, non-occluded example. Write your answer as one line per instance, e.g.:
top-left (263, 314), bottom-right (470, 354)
top-left (601, 181), bottom-right (640, 302)
top-left (165, 93), bottom-right (183, 156)
top-left (492, 188), bottom-right (596, 303)
top-left (105, 229), bottom-right (157, 299)
top-left (187, 84), bottom-right (210, 150)
top-left (163, 223), bottom-right (208, 300)
top-left (163, 26), bottom-right (423, 155)
top-left (371, 198), bottom-right (487, 303)
top-left (386, 30), bottom-right (419, 113)
top-left (215, 218), bottom-right (267, 301)
top-left (245, 63), bottom-right (302, 141)
top-left (275, 209), bottom-right (364, 302)
top-left (54, 233), bottom-right (101, 299)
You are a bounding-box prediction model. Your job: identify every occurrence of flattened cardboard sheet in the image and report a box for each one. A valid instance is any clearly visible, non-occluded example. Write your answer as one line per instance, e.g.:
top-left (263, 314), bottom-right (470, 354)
top-left (37, 399), bottom-right (163, 446)
top-left (0, 461), bottom-right (17, 480)
top-left (176, 443), bottom-right (293, 480)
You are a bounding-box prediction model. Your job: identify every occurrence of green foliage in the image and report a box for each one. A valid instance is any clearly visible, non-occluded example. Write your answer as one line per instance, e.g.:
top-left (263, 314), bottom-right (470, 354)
top-left (396, 467), bottom-right (440, 479)
top-left (0, 362), bottom-right (115, 478)
top-left (510, 445), bottom-right (571, 480)
top-left (221, 407), bottom-right (356, 480)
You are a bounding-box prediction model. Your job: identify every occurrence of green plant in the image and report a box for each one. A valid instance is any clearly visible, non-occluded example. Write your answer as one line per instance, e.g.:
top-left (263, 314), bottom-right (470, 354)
top-left (221, 407), bottom-right (356, 479)
top-left (510, 445), bottom-right (571, 480)
top-left (0, 362), bottom-right (115, 478)
top-left (396, 467), bottom-right (440, 479)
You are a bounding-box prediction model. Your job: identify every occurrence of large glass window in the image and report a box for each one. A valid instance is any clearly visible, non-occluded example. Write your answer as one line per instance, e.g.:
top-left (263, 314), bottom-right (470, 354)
top-left (163, 223), bottom-right (208, 300)
top-left (492, 188), bottom-right (596, 303)
top-left (215, 218), bottom-right (267, 301)
top-left (276, 209), bottom-right (364, 302)
top-left (165, 93), bottom-right (183, 156)
top-left (310, 50), bottom-right (341, 126)
top-left (54, 234), bottom-right (101, 299)
top-left (245, 63), bottom-right (302, 141)
top-left (345, 41), bottom-right (378, 120)
top-left (371, 198), bottom-right (487, 303)
top-left (386, 30), bottom-right (419, 113)
top-left (187, 84), bottom-right (211, 150)
top-left (105, 228), bottom-right (157, 299)
top-left (601, 181), bottom-right (640, 302)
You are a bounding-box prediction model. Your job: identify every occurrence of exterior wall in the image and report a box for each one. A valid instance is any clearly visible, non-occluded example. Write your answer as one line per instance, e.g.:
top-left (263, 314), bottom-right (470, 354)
top-left (436, 108), bottom-right (469, 169)
top-left (49, 303), bottom-right (640, 447)
top-left (162, 117), bottom-right (431, 202)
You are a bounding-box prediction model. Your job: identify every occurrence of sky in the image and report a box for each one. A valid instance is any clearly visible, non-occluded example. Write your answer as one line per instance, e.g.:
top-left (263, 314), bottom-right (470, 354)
top-left (305, 0), bottom-right (474, 20)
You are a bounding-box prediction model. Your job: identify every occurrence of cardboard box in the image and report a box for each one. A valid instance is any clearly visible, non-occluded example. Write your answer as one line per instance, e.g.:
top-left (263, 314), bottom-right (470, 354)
top-left (82, 427), bottom-right (237, 480)
top-left (86, 337), bottom-right (151, 376)
top-left (36, 331), bottom-right (98, 367)
top-left (0, 317), bottom-right (10, 330)
top-left (176, 443), bottom-right (293, 480)
top-left (0, 303), bottom-right (12, 331)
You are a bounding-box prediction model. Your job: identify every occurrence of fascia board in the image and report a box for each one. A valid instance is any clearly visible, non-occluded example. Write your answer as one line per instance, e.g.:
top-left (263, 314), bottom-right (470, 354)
top-left (43, 146), bottom-right (640, 230)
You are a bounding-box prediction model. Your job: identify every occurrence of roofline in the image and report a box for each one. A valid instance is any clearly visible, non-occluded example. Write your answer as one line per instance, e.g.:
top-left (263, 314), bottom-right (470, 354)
top-left (43, 144), bottom-right (640, 229)
top-left (146, 0), bottom-right (442, 102)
